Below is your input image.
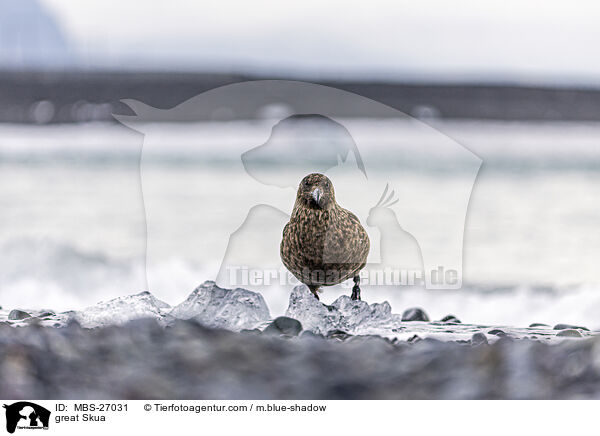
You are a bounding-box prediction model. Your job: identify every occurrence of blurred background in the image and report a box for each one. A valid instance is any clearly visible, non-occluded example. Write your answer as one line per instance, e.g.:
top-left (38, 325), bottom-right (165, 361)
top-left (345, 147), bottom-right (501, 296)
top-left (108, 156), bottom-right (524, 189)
top-left (1, 0), bottom-right (600, 327)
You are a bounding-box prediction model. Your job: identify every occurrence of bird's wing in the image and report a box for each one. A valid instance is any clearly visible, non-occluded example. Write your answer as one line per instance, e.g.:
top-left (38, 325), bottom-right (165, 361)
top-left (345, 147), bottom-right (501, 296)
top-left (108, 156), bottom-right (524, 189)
top-left (345, 210), bottom-right (363, 226)
top-left (282, 221), bottom-right (290, 238)
top-left (325, 208), bottom-right (370, 267)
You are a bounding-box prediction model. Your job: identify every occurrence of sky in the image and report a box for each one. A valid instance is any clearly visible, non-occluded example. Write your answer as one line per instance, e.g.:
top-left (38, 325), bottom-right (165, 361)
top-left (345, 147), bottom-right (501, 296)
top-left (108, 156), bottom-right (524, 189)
top-left (9, 0), bottom-right (600, 84)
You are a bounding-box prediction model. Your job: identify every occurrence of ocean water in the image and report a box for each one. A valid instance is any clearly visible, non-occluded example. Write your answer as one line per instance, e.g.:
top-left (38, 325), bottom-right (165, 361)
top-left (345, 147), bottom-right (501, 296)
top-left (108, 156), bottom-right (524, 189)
top-left (1, 119), bottom-right (600, 328)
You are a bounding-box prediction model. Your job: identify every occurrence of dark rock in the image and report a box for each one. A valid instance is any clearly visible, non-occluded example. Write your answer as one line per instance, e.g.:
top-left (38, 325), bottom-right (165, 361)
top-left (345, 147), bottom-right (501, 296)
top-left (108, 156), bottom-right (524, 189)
top-left (326, 329), bottom-right (353, 340)
top-left (529, 323), bottom-right (549, 328)
top-left (263, 316), bottom-right (303, 337)
top-left (439, 315), bottom-right (461, 323)
top-left (8, 309), bottom-right (31, 320)
top-left (553, 324), bottom-right (589, 331)
top-left (471, 333), bottom-right (488, 345)
top-left (402, 308), bottom-right (429, 322)
top-left (0, 316), bottom-right (599, 399)
top-left (407, 334), bottom-right (421, 343)
top-left (556, 329), bottom-right (583, 338)
top-left (488, 329), bottom-right (506, 336)
top-left (240, 328), bottom-right (261, 335)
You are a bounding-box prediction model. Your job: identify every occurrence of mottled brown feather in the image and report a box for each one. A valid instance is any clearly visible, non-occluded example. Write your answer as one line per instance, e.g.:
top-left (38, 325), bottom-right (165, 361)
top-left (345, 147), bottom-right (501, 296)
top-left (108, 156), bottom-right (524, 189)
top-left (280, 173), bottom-right (370, 291)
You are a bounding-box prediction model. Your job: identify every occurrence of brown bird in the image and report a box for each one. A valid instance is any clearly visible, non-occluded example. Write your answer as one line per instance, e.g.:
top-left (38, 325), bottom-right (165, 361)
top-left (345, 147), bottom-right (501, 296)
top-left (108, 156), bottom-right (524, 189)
top-left (280, 173), bottom-right (370, 300)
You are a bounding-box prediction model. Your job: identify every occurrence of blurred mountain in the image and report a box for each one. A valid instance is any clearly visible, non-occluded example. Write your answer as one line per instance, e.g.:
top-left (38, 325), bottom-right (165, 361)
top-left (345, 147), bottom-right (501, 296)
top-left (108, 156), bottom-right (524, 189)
top-left (0, 0), bottom-right (74, 69)
top-left (2, 70), bottom-right (600, 123)
top-left (2, 1), bottom-right (600, 123)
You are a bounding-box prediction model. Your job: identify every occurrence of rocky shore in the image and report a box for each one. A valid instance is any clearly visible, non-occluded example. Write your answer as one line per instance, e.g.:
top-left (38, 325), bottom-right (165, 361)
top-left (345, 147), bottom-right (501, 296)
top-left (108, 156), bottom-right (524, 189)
top-left (1, 281), bottom-right (599, 399)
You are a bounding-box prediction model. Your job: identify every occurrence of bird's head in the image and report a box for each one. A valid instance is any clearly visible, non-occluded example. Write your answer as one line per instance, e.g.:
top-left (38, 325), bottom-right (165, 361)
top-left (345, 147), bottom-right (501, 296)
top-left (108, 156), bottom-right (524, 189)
top-left (296, 173), bottom-right (335, 210)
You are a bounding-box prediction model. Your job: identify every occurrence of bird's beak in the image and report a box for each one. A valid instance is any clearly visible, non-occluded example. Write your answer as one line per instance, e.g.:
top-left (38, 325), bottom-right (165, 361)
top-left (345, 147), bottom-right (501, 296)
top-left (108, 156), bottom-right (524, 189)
top-left (312, 188), bottom-right (322, 204)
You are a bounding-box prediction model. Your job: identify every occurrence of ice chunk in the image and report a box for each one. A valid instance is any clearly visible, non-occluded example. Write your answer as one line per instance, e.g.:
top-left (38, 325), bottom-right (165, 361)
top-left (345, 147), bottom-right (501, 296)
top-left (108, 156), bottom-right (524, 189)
top-left (285, 285), bottom-right (343, 334)
top-left (169, 281), bottom-right (270, 331)
top-left (285, 284), bottom-right (394, 335)
top-left (74, 291), bottom-right (171, 328)
top-left (333, 295), bottom-right (393, 332)
top-left (285, 285), bottom-right (582, 342)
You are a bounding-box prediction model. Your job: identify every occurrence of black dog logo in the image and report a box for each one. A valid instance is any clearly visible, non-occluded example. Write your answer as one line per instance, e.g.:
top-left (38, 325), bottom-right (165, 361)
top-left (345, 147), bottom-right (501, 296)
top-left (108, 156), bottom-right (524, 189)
top-left (3, 402), bottom-right (50, 433)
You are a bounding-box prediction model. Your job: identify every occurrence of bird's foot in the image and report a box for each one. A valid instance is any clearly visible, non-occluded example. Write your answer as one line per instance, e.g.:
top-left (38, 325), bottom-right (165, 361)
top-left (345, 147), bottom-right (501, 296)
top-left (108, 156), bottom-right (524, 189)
top-left (309, 287), bottom-right (320, 300)
top-left (351, 276), bottom-right (361, 301)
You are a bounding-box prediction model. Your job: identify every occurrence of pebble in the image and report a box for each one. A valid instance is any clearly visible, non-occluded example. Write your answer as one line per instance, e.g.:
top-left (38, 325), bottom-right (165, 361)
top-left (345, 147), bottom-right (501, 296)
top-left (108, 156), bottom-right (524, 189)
top-left (240, 328), bottom-right (261, 335)
top-left (556, 329), bottom-right (583, 338)
top-left (471, 333), bottom-right (488, 345)
top-left (529, 323), bottom-right (550, 328)
top-left (263, 316), bottom-right (303, 336)
top-left (553, 324), bottom-right (589, 331)
top-left (326, 329), bottom-right (353, 340)
top-left (8, 309), bottom-right (31, 320)
top-left (488, 329), bottom-right (506, 336)
top-left (402, 308), bottom-right (429, 322)
top-left (440, 315), bottom-right (461, 324)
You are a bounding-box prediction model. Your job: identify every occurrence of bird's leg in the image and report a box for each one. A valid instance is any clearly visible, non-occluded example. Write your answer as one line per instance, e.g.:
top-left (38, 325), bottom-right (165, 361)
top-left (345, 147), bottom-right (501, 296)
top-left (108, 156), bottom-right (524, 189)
top-left (309, 286), bottom-right (320, 300)
top-left (351, 276), bottom-right (361, 301)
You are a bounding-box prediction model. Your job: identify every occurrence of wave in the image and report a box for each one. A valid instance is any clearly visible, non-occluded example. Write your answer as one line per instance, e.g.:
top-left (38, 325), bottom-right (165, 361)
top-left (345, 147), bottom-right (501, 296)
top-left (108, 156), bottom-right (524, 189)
top-left (0, 238), bottom-right (146, 311)
top-left (2, 120), bottom-right (600, 172)
top-left (0, 238), bottom-right (598, 329)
